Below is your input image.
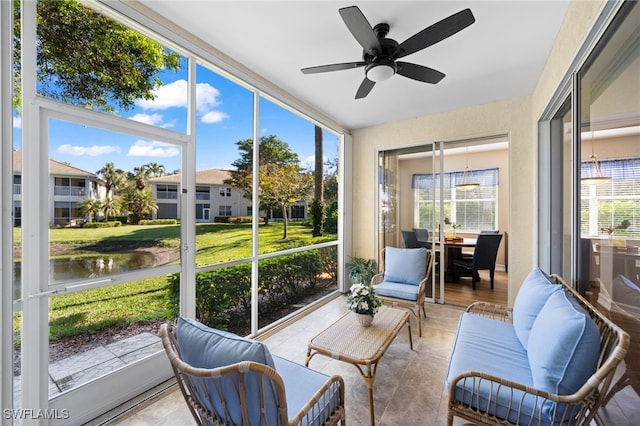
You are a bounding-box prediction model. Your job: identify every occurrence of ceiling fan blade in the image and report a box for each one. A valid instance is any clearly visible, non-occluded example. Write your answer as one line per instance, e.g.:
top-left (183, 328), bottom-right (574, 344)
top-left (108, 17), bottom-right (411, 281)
top-left (394, 8), bottom-right (475, 59)
top-left (301, 62), bottom-right (366, 74)
top-left (339, 6), bottom-right (381, 55)
top-left (355, 77), bottom-right (375, 99)
top-left (396, 62), bottom-right (445, 84)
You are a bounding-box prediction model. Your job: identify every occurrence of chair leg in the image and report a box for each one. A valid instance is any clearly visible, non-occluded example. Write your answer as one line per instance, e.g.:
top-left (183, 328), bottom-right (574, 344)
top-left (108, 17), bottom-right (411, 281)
top-left (490, 269), bottom-right (495, 289)
top-left (471, 269), bottom-right (477, 290)
top-left (413, 305), bottom-right (422, 337)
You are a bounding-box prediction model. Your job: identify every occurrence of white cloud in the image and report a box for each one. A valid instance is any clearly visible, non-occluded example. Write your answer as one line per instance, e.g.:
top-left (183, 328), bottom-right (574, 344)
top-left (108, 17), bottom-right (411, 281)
top-left (128, 140), bottom-right (180, 158)
top-left (201, 110), bottom-right (230, 124)
top-left (13, 116), bottom-right (22, 129)
top-left (135, 79), bottom-right (229, 125)
top-left (302, 155), bottom-right (315, 171)
top-left (129, 112), bottom-right (168, 127)
top-left (57, 144), bottom-right (120, 156)
top-left (136, 80), bottom-right (188, 110)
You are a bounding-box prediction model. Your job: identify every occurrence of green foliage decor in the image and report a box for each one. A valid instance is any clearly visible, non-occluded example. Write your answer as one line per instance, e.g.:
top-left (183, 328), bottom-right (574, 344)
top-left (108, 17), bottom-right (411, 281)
top-left (168, 248), bottom-right (335, 330)
top-left (346, 257), bottom-right (378, 285)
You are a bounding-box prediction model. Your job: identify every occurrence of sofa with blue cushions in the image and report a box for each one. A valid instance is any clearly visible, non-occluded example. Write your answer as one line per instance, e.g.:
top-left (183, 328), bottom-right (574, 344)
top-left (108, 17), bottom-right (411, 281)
top-left (160, 317), bottom-right (345, 426)
top-left (446, 268), bottom-right (629, 426)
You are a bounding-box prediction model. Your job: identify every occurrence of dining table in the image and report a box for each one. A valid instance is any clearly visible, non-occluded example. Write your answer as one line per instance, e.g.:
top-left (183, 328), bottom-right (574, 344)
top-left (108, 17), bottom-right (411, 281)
top-left (430, 237), bottom-right (477, 282)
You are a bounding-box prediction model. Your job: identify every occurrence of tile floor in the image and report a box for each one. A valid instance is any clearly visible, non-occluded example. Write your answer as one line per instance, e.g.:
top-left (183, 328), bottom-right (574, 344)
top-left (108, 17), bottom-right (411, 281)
top-left (106, 295), bottom-right (638, 426)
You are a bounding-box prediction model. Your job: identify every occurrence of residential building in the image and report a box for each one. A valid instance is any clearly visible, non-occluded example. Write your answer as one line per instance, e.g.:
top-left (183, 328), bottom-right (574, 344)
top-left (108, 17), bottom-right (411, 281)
top-left (149, 169), bottom-right (307, 222)
top-left (12, 149), bottom-right (106, 227)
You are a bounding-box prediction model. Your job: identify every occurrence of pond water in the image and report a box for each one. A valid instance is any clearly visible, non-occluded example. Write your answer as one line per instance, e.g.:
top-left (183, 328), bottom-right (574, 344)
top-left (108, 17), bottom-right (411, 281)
top-left (14, 251), bottom-right (157, 285)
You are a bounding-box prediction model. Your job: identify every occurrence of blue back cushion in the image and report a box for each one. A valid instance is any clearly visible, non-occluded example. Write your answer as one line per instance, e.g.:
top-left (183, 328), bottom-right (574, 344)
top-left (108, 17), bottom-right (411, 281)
top-left (176, 317), bottom-right (277, 424)
top-left (177, 317), bottom-right (275, 369)
top-left (512, 268), bottom-right (561, 349)
top-left (383, 246), bottom-right (427, 285)
top-left (527, 291), bottom-right (600, 397)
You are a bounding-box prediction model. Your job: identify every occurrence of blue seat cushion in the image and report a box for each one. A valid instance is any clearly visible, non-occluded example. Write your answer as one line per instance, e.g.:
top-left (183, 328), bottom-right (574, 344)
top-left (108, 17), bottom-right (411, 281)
top-left (447, 312), bottom-right (542, 425)
top-left (176, 317), bottom-right (278, 424)
top-left (374, 280), bottom-right (419, 301)
top-left (273, 355), bottom-right (341, 425)
top-left (513, 268), bottom-right (561, 349)
top-left (528, 291), bottom-right (600, 396)
top-left (384, 246), bottom-right (427, 285)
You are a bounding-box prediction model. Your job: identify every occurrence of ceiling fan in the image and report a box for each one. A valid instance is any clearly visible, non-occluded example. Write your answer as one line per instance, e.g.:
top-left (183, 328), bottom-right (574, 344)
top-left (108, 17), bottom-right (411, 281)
top-left (301, 6), bottom-right (475, 99)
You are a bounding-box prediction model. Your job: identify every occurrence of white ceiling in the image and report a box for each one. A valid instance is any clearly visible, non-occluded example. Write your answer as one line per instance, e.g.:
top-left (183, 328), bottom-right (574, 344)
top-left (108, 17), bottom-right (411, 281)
top-left (138, 1), bottom-right (570, 131)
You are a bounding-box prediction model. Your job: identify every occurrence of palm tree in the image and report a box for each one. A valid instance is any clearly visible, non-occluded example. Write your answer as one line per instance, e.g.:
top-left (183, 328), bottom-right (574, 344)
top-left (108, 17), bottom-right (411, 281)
top-left (145, 162), bottom-right (166, 177)
top-left (101, 196), bottom-right (121, 221)
top-left (131, 166), bottom-right (152, 190)
top-left (96, 162), bottom-right (126, 196)
top-left (122, 189), bottom-right (158, 224)
top-left (312, 125), bottom-right (325, 236)
top-left (78, 197), bottom-right (102, 222)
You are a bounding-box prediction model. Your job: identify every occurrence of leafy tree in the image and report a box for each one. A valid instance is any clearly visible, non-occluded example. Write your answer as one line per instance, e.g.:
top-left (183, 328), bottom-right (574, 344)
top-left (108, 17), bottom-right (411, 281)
top-left (96, 162), bottom-right (127, 196)
top-left (12, 0), bottom-right (181, 112)
top-left (78, 197), bottom-right (101, 222)
top-left (259, 164), bottom-right (313, 239)
top-left (226, 135), bottom-right (300, 225)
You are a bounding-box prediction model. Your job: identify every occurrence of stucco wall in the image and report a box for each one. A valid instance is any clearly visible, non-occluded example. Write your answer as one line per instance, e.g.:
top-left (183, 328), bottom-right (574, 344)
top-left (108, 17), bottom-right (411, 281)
top-left (350, 0), bottom-right (604, 305)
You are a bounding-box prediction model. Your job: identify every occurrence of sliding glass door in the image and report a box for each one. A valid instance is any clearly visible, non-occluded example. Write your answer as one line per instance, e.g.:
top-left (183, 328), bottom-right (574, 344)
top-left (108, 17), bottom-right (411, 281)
top-left (378, 142), bottom-right (446, 303)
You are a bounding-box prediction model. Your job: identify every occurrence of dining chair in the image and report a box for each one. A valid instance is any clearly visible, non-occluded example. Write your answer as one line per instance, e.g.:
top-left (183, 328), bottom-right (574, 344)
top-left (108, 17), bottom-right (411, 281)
top-left (413, 228), bottom-right (433, 249)
top-left (401, 230), bottom-right (421, 248)
top-left (452, 233), bottom-right (503, 289)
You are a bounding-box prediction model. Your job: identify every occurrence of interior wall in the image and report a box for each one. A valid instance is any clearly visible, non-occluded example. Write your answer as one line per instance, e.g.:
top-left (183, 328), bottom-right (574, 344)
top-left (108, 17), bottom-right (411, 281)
top-left (352, 96), bottom-right (529, 306)
top-left (351, 0), bottom-right (603, 306)
top-left (398, 147), bottom-right (509, 268)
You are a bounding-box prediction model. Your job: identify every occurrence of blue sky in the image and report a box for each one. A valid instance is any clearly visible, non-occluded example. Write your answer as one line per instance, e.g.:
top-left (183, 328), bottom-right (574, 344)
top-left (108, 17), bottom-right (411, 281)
top-left (14, 58), bottom-right (339, 177)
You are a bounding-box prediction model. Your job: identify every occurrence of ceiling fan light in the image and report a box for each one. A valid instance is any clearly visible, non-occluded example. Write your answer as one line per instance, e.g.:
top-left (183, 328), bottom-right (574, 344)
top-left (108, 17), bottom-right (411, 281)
top-left (366, 60), bottom-right (396, 82)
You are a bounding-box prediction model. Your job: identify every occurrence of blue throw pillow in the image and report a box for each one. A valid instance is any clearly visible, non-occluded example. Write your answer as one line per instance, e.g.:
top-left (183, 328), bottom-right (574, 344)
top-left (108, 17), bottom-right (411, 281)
top-left (512, 268), bottom-right (561, 349)
top-left (177, 317), bottom-right (275, 369)
top-left (383, 246), bottom-right (427, 285)
top-left (527, 290), bottom-right (600, 396)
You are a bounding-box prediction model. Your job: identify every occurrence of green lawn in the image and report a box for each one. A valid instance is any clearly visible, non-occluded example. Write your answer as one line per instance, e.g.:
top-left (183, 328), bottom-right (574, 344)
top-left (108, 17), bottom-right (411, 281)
top-left (14, 222), bottom-right (336, 341)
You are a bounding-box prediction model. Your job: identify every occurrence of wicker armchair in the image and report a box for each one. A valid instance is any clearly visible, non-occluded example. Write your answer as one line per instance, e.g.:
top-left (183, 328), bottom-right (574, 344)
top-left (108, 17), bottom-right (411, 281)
top-left (447, 274), bottom-right (629, 426)
top-left (160, 320), bottom-right (345, 426)
top-left (372, 247), bottom-right (433, 337)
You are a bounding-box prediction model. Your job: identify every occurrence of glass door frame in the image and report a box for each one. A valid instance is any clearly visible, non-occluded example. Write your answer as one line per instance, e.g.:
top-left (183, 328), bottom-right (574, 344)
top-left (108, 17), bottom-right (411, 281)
top-left (20, 99), bottom-right (189, 424)
top-left (375, 141), bottom-right (446, 305)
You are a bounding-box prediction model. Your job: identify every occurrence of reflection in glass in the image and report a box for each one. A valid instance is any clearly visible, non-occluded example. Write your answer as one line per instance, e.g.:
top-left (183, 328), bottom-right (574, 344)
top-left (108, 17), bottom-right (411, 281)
top-left (577, 2), bottom-right (639, 410)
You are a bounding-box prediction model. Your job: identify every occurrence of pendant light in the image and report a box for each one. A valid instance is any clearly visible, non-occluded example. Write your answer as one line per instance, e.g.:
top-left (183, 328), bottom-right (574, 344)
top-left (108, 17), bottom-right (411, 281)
top-left (581, 131), bottom-right (610, 185)
top-left (456, 147), bottom-right (479, 191)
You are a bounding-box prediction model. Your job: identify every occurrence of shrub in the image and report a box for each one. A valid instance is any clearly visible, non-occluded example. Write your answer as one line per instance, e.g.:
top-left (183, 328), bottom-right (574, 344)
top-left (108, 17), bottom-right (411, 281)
top-left (139, 219), bottom-right (178, 225)
top-left (324, 201), bottom-right (338, 234)
top-left (83, 221), bottom-right (122, 228)
top-left (167, 249), bottom-right (330, 330)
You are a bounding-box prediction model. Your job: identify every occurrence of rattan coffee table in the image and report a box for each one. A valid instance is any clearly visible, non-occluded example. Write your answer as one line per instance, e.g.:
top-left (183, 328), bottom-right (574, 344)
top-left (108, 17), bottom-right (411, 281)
top-left (305, 305), bottom-right (412, 425)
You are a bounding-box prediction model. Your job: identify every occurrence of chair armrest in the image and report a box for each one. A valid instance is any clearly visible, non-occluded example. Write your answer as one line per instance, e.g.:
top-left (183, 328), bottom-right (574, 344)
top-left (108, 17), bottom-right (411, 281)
top-left (448, 369), bottom-right (590, 407)
top-left (465, 301), bottom-right (513, 322)
top-left (289, 374), bottom-right (345, 426)
top-left (370, 272), bottom-right (384, 286)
